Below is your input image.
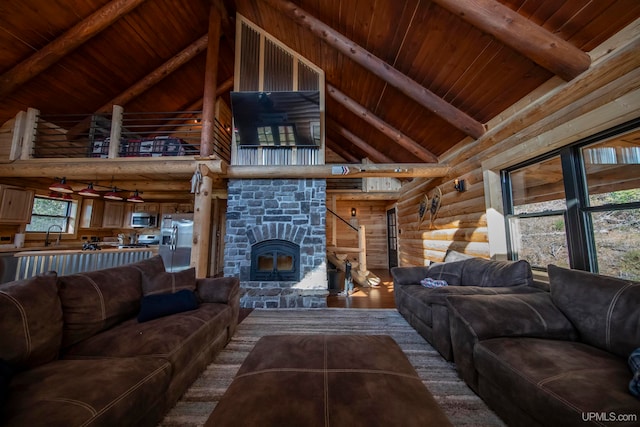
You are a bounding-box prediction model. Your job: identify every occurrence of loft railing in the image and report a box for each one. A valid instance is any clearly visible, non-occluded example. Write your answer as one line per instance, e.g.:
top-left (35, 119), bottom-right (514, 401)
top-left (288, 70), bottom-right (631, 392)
top-left (235, 145), bottom-right (320, 166)
top-left (21, 106), bottom-right (231, 162)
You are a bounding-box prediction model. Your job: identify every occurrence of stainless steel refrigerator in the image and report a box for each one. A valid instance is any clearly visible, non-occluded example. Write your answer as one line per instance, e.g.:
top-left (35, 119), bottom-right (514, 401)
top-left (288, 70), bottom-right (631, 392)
top-left (159, 213), bottom-right (194, 272)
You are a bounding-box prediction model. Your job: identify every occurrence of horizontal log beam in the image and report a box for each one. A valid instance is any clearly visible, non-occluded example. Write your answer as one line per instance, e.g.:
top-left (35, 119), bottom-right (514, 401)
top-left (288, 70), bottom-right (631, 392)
top-left (263, 0), bottom-right (485, 139)
top-left (431, 0), bottom-right (591, 81)
top-left (0, 158), bottom-right (224, 179)
top-left (226, 163), bottom-right (450, 179)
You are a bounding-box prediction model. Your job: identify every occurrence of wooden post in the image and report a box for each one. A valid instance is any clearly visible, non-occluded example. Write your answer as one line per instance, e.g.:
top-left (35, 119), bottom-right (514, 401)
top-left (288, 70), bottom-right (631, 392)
top-left (108, 105), bottom-right (123, 159)
top-left (358, 225), bottom-right (367, 274)
top-left (192, 5), bottom-right (221, 278)
top-left (192, 168), bottom-right (213, 278)
top-left (200, 6), bottom-right (221, 157)
top-left (9, 111), bottom-right (26, 161)
top-left (21, 108), bottom-right (38, 160)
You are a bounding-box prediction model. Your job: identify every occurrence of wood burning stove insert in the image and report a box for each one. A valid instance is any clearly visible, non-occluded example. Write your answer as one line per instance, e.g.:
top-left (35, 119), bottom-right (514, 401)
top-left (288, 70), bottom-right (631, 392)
top-left (250, 239), bottom-right (300, 281)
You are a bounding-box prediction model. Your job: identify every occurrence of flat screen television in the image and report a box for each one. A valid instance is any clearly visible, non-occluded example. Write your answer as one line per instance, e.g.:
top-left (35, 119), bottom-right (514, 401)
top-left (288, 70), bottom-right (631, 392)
top-left (230, 91), bottom-right (320, 147)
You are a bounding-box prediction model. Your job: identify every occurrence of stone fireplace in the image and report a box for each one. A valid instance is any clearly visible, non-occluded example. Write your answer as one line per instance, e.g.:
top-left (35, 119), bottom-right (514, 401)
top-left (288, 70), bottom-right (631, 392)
top-left (224, 178), bottom-right (328, 308)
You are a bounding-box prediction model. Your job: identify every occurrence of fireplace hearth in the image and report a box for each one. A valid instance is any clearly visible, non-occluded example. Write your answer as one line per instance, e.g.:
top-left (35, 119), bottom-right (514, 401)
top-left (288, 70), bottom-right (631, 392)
top-left (224, 178), bottom-right (328, 308)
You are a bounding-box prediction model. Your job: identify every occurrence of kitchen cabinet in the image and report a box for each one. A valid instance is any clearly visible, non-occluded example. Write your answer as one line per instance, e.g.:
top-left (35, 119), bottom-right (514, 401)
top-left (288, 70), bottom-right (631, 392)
top-left (122, 204), bottom-right (134, 229)
top-left (102, 201), bottom-right (125, 228)
top-left (0, 185), bottom-right (35, 224)
top-left (160, 202), bottom-right (193, 215)
top-left (160, 203), bottom-right (178, 215)
top-left (177, 203), bottom-right (193, 213)
top-left (133, 203), bottom-right (159, 214)
top-left (79, 199), bottom-right (104, 229)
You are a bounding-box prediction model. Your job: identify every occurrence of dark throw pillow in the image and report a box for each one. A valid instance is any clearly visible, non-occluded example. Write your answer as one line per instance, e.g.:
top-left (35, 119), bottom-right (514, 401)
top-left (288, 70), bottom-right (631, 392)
top-left (137, 289), bottom-right (198, 323)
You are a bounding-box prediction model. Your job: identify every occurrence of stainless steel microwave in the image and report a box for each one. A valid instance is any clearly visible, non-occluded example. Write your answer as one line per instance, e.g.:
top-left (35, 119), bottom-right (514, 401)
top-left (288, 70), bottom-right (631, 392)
top-left (131, 212), bottom-right (157, 228)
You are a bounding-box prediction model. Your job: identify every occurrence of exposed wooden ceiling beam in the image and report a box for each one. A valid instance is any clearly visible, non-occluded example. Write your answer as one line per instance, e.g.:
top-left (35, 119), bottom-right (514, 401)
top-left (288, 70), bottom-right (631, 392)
top-left (327, 121), bottom-right (394, 163)
top-left (325, 139), bottom-right (360, 163)
top-left (152, 76), bottom-right (232, 134)
top-left (431, 0), bottom-right (591, 81)
top-left (99, 35), bottom-right (209, 113)
top-left (67, 34), bottom-right (209, 138)
top-left (262, 0), bottom-right (485, 140)
top-left (0, 0), bottom-right (148, 98)
top-left (327, 85), bottom-right (439, 163)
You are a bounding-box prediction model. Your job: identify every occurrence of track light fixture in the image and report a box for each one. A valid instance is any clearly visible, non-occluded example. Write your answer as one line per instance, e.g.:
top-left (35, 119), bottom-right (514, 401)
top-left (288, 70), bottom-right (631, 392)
top-left (126, 190), bottom-right (144, 203)
top-left (48, 177), bottom-right (73, 194)
top-left (77, 183), bottom-right (100, 198)
top-left (103, 187), bottom-right (123, 201)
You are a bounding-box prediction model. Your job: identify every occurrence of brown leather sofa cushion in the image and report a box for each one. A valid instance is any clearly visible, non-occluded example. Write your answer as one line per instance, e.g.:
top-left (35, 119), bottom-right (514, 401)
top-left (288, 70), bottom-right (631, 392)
top-left (3, 357), bottom-right (171, 427)
top-left (129, 254), bottom-right (166, 279)
top-left (549, 264), bottom-right (640, 358)
top-left (474, 337), bottom-right (640, 427)
top-left (0, 273), bottom-right (62, 369)
top-left (57, 266), bottom-right (143, 348)
top-left (142, 267), bottom-right (196, 296)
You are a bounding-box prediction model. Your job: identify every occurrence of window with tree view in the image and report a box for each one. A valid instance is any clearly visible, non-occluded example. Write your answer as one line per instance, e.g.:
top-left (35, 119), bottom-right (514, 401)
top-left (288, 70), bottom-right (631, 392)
top-left (26, 196), bottom-right (74, 233)
top-left (503, 120), bottom-right (640, 280)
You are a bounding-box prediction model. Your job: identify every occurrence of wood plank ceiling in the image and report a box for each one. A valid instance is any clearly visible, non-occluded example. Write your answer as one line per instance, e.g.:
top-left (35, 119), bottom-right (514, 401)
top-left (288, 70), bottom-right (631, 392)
top-left (1, 0), bottom-right (639, 175)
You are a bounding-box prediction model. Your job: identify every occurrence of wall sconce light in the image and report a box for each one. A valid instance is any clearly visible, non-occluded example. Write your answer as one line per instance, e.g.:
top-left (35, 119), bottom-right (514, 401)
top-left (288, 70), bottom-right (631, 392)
top-left (454, 179), bottom-right (466, 192)
top-left (49, 177), bottom-right (73, 194)
top-left (351, 207), bottom-right (357, 217)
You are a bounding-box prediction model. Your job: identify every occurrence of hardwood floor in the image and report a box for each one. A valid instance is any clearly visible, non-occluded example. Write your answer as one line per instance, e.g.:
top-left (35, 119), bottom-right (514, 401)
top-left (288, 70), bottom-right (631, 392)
top-left (326, 268), bottom-right (395, 309)
top-left (238, 269), bottom-right (396, 323)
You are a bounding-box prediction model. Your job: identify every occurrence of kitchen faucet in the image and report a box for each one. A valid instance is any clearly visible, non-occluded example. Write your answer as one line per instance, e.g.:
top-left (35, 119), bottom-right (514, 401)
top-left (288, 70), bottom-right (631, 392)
top-left (45, 224), bottom-right (63, 247)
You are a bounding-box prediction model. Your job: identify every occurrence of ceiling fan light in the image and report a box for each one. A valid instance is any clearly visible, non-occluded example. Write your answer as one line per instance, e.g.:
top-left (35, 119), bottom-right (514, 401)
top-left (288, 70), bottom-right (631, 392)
top-left (78, 183), bottom-right (100, 197)
top-left (127, 190), bottom-right (144, 203)
top-left (49, 177), bottom-right (73, 194)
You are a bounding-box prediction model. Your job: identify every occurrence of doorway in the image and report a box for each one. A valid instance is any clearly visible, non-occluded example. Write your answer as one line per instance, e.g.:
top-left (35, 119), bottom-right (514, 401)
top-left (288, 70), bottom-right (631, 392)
top-left (387, 207), bottom-right (398, 269)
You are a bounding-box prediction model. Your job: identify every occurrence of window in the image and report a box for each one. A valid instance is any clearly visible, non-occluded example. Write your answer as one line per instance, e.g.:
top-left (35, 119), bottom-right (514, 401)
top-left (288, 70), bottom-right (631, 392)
top-left (256, 124), bottom-right (296, 146)
top-left (503, 119), bottom-right (640, 280)
top-left (26, 196), bottom-right (74, 233)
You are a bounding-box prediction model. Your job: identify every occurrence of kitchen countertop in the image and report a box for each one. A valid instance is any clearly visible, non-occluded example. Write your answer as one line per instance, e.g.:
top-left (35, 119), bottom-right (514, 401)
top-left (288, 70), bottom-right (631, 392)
top-left (5, 245), bottom-right (158, 256)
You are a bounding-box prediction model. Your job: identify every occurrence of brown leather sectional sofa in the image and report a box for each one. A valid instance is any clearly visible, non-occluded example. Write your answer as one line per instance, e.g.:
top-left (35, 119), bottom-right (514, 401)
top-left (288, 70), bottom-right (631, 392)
top-left (1, 255), bottom-right (239, 427)
top-left (447, 265), bottom-right (640, 427)
top-left (392, 254), bottom-right (545, 360)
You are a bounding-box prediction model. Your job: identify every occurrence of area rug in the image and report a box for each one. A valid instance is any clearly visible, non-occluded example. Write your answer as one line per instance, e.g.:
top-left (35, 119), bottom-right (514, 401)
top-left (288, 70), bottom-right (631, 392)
top-left (158, 308), bottom-right (506, 427)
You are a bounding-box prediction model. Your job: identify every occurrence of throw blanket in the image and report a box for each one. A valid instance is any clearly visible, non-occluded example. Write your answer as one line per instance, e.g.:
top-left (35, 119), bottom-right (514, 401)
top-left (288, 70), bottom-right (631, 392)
top-left (421, 277), bottom-right (448, 288)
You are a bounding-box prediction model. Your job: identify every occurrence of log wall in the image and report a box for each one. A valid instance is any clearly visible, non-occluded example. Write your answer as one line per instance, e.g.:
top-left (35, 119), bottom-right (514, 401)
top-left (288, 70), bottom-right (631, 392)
top-left (396, 23), bottom-right (640, 267)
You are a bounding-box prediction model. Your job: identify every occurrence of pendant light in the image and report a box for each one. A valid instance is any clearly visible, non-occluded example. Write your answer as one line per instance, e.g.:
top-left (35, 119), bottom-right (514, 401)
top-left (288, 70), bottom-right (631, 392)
top-left (49, 177), bottom-right (73, 194)
top-left (104, 187), bottom-right (123, 201)
top-left (126, 190), bottom-right (144, 203)
top-left (78, 182), bottom-right (100, 197)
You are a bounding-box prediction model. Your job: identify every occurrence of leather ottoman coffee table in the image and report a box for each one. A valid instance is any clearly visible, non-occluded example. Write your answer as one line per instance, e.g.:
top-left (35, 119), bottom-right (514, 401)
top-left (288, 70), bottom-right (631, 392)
top-left (205, 334), bottom-right (452, 426)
